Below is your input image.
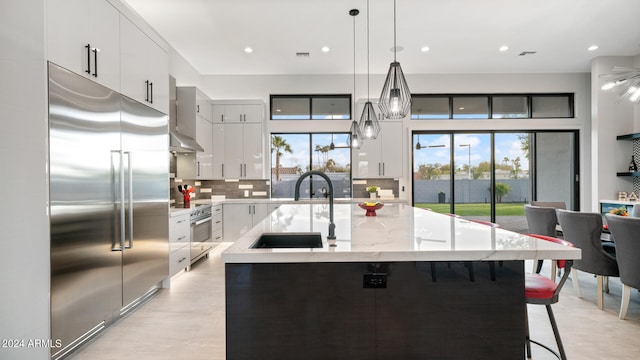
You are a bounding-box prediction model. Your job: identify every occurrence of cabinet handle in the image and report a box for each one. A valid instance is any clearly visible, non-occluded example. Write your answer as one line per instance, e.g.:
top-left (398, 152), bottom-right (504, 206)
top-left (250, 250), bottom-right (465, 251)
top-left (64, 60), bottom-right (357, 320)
top-left (176, 219), bottom-right (186, 223)
top-left (178, 257), bottom-right (186, 263)
top-left (221, 114), bottom-right (224, 122)
top-left (239, 114), bottom-right (242, 122)
top-left (215, 236), bottom-right (222, 240)
top-left (145, 80), bottom-right (150, 102)
top-left (240, 164), bottom-right (243, 177)
top-left (382, 163), bottom-right (385, 176)
top-left (215, 220), bottom-right (221, 224)
top-left (378, 163), bottom-right (381, 176)
top-left (85, 44), bottom-right (91, 75)
top-left (177, 235), bottom-right (186, 241)
top-left (248, 205), bottom-right (251, 215)
top-left (149, 82), bottom-right (153, 104)
top-left (222, 164), bottom-right (224, 177)
top-left (92, 47), bottom-right (98, 77)
top-left (244, 164), bottom-right (247, 177)
top-left (197, 161), bottom-right (200, 176)
top-left (197, 104), bottom-right (200, 113)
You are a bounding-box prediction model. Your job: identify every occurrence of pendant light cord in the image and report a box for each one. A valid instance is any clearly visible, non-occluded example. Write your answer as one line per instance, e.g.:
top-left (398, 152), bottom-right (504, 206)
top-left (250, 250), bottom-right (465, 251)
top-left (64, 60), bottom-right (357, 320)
top-left (367, 0), bottom-right (370, 100)
top-left (353, 11), bottom-right (356, 103)
top-left (393, 0), bottom-right (397, 63)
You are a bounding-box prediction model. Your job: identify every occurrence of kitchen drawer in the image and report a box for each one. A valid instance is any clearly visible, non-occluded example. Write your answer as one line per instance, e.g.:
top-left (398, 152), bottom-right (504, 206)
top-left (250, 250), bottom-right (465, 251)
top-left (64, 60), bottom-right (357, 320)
top-left (212, 212), bottom-right (223, 231)
top-left (169, 245), bottom-right (190, 277)
top-left (212, 227), bottom-right (223, 244)
top-left (170, 239), bottom-right (189, 253)
top-left (169, 213), bottom-right (189, 243)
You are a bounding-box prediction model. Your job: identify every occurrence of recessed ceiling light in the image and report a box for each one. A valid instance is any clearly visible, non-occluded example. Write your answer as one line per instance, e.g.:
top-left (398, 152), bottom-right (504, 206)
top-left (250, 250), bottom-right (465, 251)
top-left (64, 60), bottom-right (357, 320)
top-left (244, 47), bottom-right (253, 53)
top-left (421, 46), bottom-right (430, 52)
top-left (321, 46), bottom-right (330, 52)
top-left (276, 109), bottom-right (282, 112)
top-left (588, 45), bottom-right (599, 51)
top-left (499, 45), bottom-right (509, 52)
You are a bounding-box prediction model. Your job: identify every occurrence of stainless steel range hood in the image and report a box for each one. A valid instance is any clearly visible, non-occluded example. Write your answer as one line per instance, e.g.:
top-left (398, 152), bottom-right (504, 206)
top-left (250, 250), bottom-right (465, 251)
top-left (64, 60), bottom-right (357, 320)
top-left (170, 131), bottom-right (204, 152)
top-left (168, 75), bottom-right (203, 152)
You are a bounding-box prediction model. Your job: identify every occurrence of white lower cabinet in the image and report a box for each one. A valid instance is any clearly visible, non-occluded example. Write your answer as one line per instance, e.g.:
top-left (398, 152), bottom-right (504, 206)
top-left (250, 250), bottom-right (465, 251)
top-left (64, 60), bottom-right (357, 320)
top-left (223, 203), bottom-right (269, 242)
top-left (212, 204), bottom-right (223, 244)
top-left (169, 213), bottom-right (190, 277)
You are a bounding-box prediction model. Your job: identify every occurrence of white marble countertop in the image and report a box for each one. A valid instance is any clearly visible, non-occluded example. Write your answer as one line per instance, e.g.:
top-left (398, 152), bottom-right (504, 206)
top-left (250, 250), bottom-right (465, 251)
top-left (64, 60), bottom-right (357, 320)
top-left (169, 197), bottom-right (407, 215)
top-left (222, 203), bottom-right (581, 263)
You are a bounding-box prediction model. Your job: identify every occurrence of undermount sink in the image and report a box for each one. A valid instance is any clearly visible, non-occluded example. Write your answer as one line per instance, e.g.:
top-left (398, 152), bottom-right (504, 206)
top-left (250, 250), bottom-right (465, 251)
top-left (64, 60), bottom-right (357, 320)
top-left (250, 232), bottom-right (323, 249)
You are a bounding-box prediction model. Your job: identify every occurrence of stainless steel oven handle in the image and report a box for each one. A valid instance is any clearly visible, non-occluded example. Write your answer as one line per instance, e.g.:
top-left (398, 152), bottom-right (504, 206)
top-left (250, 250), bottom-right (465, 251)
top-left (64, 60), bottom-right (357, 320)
top-left (192, 216), bottom-right (213, 226)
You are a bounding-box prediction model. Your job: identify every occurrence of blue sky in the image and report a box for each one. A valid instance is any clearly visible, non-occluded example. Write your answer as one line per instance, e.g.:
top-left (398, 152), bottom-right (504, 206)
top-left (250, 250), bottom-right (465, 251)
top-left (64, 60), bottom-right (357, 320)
top-left (413, 133), bottom-right (530, 170)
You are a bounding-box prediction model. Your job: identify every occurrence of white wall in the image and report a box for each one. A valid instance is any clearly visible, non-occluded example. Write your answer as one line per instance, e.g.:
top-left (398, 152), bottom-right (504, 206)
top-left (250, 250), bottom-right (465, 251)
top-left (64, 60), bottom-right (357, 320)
top-left (591, 56), bottom-right (637, 209)
top-left (0, 1), bottom-right (51, 359)
top-left (199, 72), bottom-right (592, 207)
top-left (169, 47), bottom-right (202, 88)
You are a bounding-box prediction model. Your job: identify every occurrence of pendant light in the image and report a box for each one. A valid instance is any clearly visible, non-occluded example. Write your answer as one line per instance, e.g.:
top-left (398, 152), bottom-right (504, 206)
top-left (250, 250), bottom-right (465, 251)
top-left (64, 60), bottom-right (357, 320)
top-left (348, 8), bottom-right (363, 149)
top-left (378, 0), bottom-right (411, 119)
top-left (358, 0), bottom-right (381, 140)
top-left (415, 134), bottom-right (422, 150)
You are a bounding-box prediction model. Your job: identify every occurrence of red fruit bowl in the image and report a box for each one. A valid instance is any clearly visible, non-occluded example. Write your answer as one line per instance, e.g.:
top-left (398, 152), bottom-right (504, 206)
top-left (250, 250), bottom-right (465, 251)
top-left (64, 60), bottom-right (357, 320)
top-left (358, 202), bottom-right (384, 216)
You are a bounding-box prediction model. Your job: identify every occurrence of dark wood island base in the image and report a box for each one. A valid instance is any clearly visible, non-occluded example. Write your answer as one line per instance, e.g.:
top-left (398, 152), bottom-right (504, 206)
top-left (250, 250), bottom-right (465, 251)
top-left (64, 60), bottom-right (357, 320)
top-left (226, 261), bottom-right (525, 360)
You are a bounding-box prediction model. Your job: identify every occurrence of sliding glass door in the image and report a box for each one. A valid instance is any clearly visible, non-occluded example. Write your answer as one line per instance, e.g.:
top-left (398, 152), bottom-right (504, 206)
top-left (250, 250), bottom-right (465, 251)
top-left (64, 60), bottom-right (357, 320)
top-left (413, 130), bottom-right (577, 232)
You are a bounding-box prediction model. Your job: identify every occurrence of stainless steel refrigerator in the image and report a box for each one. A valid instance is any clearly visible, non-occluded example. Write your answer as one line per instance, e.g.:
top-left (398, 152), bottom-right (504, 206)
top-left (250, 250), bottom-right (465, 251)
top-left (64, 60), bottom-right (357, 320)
top-left (48, 63), bottom-right (169, 359)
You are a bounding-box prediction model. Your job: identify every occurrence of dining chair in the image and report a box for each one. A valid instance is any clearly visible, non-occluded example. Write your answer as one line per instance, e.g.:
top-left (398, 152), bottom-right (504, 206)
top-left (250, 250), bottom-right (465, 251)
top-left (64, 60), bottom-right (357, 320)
top-left (524, 234), bottom-right (574, 360)
top-left (531, 201), bottom-right (566, 210)
top-left (557, 209), bottom-right (619, 310)
top-left (524, 205), bottom-right (559, 275)
top-left (604, 214), bottom-right (640, 319)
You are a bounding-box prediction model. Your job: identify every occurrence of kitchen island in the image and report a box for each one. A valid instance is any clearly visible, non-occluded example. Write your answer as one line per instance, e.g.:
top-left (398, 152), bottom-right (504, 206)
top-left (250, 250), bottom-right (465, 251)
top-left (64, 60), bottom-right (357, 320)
top-left (222, 203), bottom-right (580, 360)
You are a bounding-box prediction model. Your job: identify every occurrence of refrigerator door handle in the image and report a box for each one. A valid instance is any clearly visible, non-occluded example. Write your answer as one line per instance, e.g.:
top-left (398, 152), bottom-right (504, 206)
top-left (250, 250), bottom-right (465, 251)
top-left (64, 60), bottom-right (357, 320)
top-left (124, 151), bottom-right (133, 249)
top-left (111, 150), bottom-right (124, 251)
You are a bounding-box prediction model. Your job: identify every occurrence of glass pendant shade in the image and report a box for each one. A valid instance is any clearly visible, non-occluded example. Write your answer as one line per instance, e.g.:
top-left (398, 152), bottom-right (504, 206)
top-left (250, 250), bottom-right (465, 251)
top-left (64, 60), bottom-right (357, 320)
top-left (349, 120), bottom-right (362, 149)
top-left (359, 101), bottom-right (380, 139)
top-left (379, 61), bottom-right (411, 119)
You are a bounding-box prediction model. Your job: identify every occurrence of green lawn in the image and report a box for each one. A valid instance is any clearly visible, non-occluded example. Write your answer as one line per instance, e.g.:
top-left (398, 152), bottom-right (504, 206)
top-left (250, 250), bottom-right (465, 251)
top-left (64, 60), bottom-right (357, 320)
top-left (414, 203), bottom-right (525, 216)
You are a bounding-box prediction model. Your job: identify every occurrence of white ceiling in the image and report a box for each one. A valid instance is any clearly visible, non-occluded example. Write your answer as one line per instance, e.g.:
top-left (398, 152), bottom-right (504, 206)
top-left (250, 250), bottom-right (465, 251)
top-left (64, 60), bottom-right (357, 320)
top-left (122, 0), bottom-right (640, 76)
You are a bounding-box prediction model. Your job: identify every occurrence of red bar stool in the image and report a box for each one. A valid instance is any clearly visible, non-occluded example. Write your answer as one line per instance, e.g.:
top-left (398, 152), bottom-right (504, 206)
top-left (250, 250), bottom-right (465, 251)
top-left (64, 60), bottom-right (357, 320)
top-left (525, 234), bottom-right (574, 360)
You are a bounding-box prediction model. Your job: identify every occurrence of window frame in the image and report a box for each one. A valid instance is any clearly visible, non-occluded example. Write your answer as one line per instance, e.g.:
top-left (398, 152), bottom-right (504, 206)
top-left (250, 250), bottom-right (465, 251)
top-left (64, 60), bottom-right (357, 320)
top-left (410, 93), bottom-right (574, 120)
top-left (270, 94), bottom-right (353, 120)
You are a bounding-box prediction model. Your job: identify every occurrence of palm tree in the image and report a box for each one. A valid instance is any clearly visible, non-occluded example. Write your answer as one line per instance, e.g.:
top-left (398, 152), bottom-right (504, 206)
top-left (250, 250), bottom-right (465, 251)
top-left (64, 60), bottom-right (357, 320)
top-left (271, 136), bottom-right (292, 181)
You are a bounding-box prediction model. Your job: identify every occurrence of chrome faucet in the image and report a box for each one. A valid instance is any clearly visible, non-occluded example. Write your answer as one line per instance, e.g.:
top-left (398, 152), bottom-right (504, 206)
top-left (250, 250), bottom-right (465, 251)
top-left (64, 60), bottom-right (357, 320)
top-left (294, 171), bottom-right (336, 240)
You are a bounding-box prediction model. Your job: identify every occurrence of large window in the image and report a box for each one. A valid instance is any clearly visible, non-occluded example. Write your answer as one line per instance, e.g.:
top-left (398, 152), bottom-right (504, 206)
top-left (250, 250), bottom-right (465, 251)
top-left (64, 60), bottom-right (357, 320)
top-left (271, 133), bottom-right (352, 198)
top-left (411, 94), bottom-right (574, 119)
top-left (271, 95), bottom-right (351, 120)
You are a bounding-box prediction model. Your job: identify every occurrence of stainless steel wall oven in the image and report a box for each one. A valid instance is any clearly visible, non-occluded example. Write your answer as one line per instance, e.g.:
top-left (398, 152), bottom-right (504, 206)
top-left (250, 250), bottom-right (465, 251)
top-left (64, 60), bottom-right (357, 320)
top-left (190, 204), bottom-right (213, 262)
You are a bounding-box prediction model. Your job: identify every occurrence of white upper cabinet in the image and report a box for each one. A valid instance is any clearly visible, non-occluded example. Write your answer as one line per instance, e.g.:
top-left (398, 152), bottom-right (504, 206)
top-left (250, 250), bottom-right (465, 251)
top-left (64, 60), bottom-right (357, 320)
top-left (176, 87), bottom-right (213, 179)
top-left (224, 123), bottom-right (264, 179)
top-left (354, 121), bottom-right (403, 178)
top-left (212, 103), bottom-right (263, 123)
top-left (211, 100), bottom-right (266, 179)
top-left (47, 0), bottom-right (120, 91)
top-left (120, 15), bottom-right (169, 114)
top-left (212, 124), bottom-right (225, 179)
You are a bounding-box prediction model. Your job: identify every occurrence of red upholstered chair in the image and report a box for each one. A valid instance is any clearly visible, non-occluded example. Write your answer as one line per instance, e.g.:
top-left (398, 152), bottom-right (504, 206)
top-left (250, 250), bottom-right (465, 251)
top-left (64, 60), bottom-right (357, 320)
top-left (525, 234), bottom-right (574, 360)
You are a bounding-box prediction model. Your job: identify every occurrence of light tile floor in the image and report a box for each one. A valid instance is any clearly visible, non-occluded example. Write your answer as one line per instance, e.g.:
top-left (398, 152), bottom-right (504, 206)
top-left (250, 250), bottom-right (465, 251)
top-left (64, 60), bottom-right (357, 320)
top-left (69, 243), bottom-right (640, 360)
